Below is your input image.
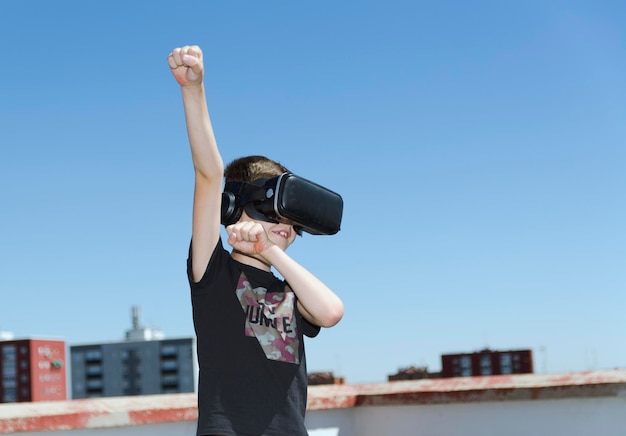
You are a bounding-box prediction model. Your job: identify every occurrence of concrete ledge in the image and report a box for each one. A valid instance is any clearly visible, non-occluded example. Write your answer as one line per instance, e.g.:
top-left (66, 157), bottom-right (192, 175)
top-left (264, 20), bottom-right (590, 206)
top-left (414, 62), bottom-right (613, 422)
top-left (307, 369), bottom-right (626, 409)
top-left (0, 394), bottom-right (197, 434)
top-left (1, 369), bottom-right (626, 433)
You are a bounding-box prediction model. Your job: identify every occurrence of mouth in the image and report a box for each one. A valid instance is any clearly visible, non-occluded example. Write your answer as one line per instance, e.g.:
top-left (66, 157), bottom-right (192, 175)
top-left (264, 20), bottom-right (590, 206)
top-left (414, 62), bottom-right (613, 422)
top-left (274, 229), bottom-right (291, 239)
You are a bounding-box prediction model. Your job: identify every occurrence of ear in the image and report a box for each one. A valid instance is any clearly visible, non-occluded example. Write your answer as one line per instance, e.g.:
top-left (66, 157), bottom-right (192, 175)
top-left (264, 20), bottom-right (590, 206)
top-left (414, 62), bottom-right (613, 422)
top-left (221, 192), bottom-right (243, 226)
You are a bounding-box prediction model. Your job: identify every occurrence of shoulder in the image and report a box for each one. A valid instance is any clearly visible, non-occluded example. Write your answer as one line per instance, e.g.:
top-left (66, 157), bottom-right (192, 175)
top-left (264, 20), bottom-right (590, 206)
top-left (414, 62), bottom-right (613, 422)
top-left (187, 237), bottom-right (236, 287)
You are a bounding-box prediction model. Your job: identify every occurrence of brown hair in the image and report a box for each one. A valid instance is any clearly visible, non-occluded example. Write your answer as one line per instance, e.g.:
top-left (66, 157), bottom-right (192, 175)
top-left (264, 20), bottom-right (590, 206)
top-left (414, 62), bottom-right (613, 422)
top-left (224, 155), bottom-right (289, 184)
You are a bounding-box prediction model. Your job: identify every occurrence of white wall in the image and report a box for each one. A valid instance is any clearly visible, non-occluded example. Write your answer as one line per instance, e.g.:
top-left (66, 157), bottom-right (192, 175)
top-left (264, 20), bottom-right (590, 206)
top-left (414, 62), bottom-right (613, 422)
top-left (306, 396), bottom-right (626, 436)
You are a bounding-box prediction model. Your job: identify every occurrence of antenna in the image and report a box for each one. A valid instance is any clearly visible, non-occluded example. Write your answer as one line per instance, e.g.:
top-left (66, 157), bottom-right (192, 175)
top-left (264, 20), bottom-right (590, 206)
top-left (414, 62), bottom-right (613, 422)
top-left (132, 306), bottom-right (141, 329)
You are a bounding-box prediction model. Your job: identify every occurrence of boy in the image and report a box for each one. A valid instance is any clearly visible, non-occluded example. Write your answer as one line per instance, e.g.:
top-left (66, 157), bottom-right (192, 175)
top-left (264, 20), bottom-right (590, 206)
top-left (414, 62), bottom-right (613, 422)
top-left (168, 45), bottom-right (344, 436)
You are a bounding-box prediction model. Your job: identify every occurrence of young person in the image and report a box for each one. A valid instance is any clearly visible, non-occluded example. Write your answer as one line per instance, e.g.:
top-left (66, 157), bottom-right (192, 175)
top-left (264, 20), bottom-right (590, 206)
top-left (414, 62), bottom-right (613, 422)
top-left (168, 45), bottom-right (344, 436)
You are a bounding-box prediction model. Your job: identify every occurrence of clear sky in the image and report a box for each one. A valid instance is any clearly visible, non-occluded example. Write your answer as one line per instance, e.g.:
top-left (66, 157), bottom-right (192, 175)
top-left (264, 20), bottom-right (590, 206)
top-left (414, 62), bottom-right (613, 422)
top-left (1, 1), bottom-right (624, 384)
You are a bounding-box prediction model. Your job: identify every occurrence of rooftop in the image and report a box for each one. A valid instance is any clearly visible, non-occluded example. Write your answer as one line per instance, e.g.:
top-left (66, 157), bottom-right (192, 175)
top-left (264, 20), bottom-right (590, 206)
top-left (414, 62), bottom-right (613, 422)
top-left (1, 369), bottom-right (625, 434)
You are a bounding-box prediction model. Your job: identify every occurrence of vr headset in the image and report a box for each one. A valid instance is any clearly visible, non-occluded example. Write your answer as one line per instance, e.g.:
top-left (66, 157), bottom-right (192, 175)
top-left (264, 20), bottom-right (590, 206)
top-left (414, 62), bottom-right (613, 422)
top-left (221, 173), bottom-right (343, 235)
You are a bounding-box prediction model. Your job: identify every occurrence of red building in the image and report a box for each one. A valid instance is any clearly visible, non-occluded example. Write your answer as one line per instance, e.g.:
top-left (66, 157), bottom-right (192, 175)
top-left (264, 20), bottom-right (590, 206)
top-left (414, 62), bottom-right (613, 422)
top-left (0, 339), bottom-right (67, 403)
top-left (441, 348), bottom-right (533, 378)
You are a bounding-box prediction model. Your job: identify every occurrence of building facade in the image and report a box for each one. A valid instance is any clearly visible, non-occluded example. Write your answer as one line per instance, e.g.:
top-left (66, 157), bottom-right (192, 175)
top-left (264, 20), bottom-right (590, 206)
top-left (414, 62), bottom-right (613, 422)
top-left (441, 348), bottom-right (533, 377)
top-left (0, 338), bottom-right (67, 403)
top-left (70, 337), bottom-right (196, 399)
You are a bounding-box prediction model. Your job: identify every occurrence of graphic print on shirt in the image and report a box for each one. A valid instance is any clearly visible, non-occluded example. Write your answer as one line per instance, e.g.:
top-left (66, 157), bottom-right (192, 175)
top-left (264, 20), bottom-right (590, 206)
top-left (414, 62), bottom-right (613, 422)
top-left (236, 272), bottom-right (300, 364)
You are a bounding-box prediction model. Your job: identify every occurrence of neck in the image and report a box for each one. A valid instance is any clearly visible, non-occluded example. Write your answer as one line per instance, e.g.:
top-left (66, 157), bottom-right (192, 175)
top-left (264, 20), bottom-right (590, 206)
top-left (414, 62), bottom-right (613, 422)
top-left (231, 250), bottom-right (271, 271)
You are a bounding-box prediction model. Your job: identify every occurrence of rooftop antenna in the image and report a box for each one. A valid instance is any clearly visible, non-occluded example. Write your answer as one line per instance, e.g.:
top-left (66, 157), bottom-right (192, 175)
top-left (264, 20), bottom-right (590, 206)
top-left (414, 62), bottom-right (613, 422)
top-left (126, 306), bottom-right (164, 341)
top-left (132, 305), bottom-right (141, 329)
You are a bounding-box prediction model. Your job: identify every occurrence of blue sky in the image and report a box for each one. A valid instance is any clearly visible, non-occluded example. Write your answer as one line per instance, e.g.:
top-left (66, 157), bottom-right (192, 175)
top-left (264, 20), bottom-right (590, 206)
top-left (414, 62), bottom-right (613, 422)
top-left (1, 1), bottom-right (624, 383)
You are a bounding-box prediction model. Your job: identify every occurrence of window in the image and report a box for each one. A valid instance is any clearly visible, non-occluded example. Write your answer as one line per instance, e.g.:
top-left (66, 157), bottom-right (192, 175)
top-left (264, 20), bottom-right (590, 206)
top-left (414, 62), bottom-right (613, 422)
top-left (480, 354), bottom-right (492, 375)
top-left (161, 360), bottom-right (178, 371)
top-left (86, 365), bottom-right (102, 376)
top-left (500, 354), bottom-right (512, 374)
top-left (162, 374), bottom-right (178, 386)
top-left (2, 346), bottom-right (16, 358)
top-left (460, 356), bottom-right (472, 376)
top-left (3, 361), bottom-right (16, 371)
top-left (85, 349), bottom-right (102, 362)
top-left (161, 345), bottom-right (178, 357)
top-left (86, 379), bottom-right (103, 389)
top-left (2, 376), bottom-right (16, 388)
top-left (3, 388), bottom-right (17, 402)
top-left (513, 353), bottom-right (522, 371)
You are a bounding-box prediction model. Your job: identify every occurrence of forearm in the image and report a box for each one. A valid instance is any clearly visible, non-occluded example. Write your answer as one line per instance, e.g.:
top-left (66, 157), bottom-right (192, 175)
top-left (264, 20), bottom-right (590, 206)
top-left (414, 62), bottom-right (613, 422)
top-left (262, 245), bottom-right (344, 328)
top-left (181, 84), bottom-right (223, 181)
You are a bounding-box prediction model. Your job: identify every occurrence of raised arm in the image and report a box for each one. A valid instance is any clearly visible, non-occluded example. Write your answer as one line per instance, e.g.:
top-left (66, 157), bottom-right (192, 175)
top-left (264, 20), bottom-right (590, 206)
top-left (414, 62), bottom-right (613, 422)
top-left (168, 46), bottom-right (223, 282)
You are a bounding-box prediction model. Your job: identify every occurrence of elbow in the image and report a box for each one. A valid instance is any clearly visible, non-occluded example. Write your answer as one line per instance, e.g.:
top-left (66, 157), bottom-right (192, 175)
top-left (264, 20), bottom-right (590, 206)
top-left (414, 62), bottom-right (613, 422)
top-left (195, 163), bottom-right (223, 183)
top-left (318, 302), bottom-right (344, 328)
top-left (194, 155), bottom-right (224, 182)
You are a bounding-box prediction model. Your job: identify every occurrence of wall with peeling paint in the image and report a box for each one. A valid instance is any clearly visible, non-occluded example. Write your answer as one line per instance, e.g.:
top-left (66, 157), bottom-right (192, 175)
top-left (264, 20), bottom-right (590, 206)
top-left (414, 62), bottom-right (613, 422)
top-left (1, 369), bottom-right (625, 435)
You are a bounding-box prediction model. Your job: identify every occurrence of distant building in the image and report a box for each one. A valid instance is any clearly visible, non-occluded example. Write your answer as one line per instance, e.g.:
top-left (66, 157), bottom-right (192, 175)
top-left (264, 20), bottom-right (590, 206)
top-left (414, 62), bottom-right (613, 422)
top-left (388, 366), bottom-right (440, 381)
top-left (70, 337), bottom-right (196, 398)
top-left (0, 338), bottom-right (67, 403)
top-left (308, 371), bottom-right (345, 385)
top-left (70, 306), bottom-right (196, 399)
top-left (441, 348), bottom-right (533, 377)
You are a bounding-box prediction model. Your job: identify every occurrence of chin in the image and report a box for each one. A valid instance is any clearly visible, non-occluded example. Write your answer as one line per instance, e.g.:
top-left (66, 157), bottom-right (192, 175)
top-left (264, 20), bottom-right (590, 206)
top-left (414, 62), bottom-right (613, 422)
top-left (272, 236), bottom-right (293, 251)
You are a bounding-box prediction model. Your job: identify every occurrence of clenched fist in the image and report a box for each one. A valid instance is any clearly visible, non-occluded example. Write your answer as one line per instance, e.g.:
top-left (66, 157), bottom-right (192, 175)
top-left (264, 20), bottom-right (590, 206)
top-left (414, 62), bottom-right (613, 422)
top-left (167, 45), bottom-right (204, 87)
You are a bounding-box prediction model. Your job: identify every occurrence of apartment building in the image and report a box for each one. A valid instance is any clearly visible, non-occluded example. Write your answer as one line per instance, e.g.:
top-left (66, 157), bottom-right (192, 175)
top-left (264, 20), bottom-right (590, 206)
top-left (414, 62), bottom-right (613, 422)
top-left (70, 307), bottom-right (196, 399)
top-left (0, 338), bottom-right (67, 403)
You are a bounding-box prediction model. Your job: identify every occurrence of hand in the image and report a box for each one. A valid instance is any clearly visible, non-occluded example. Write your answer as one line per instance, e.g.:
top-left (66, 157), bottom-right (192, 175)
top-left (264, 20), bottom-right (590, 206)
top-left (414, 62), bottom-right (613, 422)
top-left (226, 221), bottom-right (275, 257)
top-left (167, 45), bottom-right (204, 86)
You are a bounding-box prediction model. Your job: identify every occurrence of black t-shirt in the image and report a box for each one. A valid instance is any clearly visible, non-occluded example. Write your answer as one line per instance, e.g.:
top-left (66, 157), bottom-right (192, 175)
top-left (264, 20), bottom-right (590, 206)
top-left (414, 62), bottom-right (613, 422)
top-left (188, 239), bottom-right (320, 436)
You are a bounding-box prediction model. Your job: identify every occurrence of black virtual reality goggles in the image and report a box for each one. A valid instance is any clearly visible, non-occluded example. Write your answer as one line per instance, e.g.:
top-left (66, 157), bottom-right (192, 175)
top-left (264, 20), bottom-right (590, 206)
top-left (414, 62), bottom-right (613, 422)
top-left (221, 173), bottom-right (343, 235)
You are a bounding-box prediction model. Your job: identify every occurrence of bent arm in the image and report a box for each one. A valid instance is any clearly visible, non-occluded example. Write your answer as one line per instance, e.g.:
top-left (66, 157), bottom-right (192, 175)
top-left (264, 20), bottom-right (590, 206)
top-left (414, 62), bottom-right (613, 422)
top-left (262, 245), bottom-right (344, 328)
